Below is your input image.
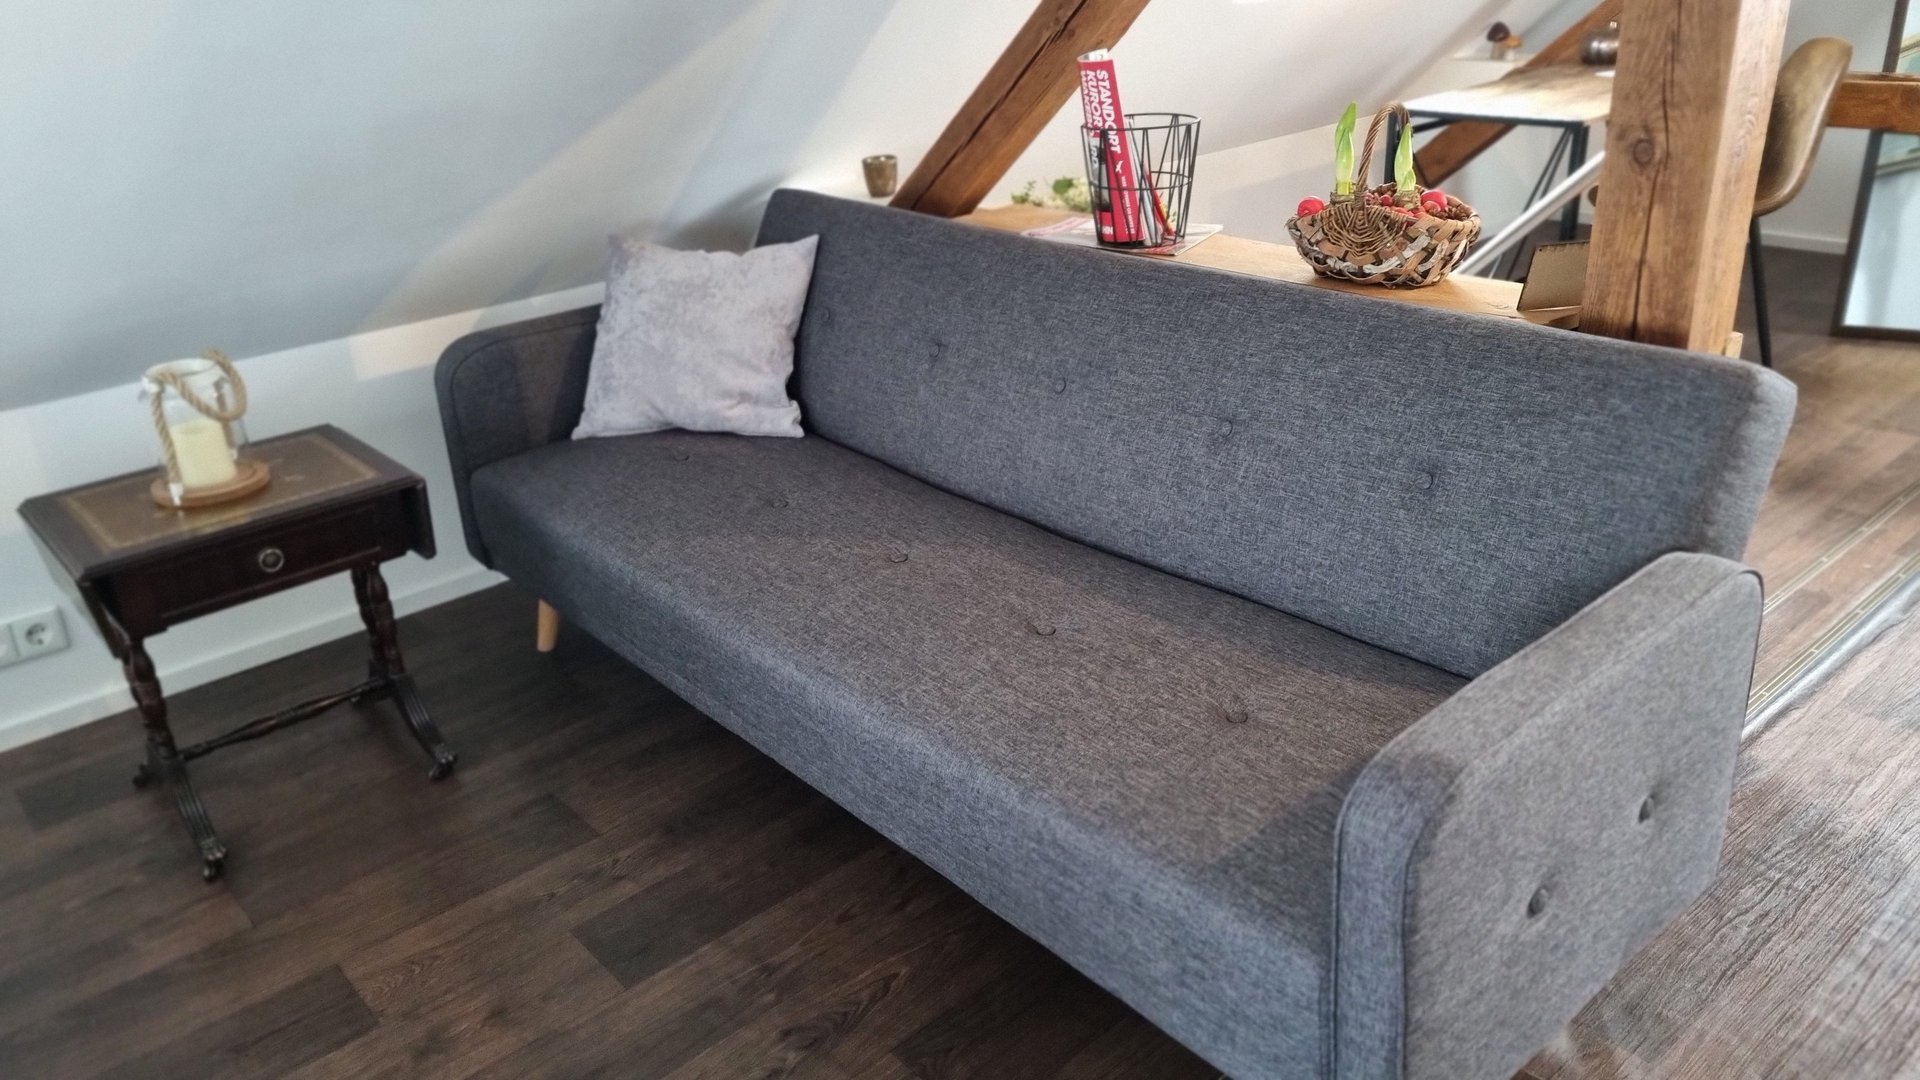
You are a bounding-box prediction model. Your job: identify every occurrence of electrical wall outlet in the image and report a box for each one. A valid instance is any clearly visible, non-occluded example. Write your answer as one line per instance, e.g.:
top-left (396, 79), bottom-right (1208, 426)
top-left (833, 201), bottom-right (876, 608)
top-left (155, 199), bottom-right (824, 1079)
top-left (5, 608), bottom-right (69, 665)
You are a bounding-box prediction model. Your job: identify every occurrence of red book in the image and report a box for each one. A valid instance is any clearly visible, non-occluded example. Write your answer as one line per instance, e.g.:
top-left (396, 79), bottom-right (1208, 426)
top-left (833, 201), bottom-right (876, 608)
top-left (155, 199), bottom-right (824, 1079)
top-left (1077, 50), bottom-right (1143, 244)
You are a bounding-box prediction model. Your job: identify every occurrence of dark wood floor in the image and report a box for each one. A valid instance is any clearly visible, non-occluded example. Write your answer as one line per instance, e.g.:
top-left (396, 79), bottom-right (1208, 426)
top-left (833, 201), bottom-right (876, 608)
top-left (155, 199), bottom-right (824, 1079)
top-left (0, 582), bottom-right (1218, 1080)
top-left (4, 246), bottom-right (1919, 1080)
top-left (1732, 247), bottom-right (1920, 706)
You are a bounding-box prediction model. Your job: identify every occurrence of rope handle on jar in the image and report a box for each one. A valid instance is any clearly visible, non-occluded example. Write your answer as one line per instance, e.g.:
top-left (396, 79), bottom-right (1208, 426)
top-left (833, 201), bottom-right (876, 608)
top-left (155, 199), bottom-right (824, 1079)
top-left (147, 349), bottom-right (248, 490)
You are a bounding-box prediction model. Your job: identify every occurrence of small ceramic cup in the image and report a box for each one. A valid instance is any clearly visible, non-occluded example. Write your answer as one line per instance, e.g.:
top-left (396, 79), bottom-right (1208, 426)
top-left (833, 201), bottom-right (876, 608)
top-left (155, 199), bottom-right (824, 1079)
top-left (862, 154), bottom-right (898, 198)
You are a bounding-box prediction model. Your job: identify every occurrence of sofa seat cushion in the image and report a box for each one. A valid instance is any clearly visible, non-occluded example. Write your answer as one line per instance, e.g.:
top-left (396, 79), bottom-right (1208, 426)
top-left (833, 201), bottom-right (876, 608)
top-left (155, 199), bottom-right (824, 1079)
top-left (468, 431), bottom-right (1465, 1077)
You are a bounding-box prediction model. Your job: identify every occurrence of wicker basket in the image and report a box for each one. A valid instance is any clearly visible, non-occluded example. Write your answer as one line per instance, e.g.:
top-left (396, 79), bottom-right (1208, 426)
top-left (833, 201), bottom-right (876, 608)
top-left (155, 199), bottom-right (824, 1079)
top-left (1287, 104), bottom-right (1482, 288)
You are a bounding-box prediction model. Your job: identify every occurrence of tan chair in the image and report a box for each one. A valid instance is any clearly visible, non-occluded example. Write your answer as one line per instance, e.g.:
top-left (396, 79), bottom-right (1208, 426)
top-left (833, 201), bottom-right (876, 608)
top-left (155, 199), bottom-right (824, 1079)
top-left (1748, 37), bottom-right (1853, 368)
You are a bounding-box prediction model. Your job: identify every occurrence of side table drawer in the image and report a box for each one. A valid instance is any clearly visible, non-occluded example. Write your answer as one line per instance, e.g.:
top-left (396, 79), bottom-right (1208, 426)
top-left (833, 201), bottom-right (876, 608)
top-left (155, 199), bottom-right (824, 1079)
top-left (109, 495), bottom-right (414, 633)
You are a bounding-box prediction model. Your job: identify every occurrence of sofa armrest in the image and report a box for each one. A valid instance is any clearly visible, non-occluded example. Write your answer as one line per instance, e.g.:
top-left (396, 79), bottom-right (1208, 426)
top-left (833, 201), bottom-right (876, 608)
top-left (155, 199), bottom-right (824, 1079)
top-left (1333, 552), bottom-right (1761, 1080)
top-left (433, 306), bottom-right (600, 565)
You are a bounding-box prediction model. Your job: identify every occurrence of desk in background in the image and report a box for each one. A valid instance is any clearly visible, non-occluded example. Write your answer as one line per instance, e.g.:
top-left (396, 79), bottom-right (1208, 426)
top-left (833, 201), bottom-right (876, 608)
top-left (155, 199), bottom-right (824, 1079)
top-left (1398, 65), bottom-right (1616, 252)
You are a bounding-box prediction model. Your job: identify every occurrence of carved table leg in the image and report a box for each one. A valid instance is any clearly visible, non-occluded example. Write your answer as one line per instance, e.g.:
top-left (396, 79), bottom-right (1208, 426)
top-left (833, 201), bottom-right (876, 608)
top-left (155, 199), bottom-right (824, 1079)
top-left (352, 563), bottom-right (457, 780)
top-left (347, 565), bottom-right (392, 707)
top-left (123, 637), bottom-right (228, 881)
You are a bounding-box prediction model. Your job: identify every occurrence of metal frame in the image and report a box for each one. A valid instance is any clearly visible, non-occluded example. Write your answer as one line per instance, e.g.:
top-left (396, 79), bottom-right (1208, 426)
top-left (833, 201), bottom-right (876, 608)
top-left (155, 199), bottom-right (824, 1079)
top-left (1749, 219), bottom-right (1776, 367)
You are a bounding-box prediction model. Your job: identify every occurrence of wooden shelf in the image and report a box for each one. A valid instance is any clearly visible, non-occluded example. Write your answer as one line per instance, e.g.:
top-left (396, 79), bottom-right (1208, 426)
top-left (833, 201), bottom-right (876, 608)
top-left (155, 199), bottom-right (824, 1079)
top-left (961, 204), bottom-right (1533, 324)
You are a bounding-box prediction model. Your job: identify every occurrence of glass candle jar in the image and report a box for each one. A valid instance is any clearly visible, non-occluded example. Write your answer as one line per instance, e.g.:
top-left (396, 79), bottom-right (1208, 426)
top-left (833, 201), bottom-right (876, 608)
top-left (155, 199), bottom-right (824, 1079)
top-left (144, 357), bottom-right (249, 503)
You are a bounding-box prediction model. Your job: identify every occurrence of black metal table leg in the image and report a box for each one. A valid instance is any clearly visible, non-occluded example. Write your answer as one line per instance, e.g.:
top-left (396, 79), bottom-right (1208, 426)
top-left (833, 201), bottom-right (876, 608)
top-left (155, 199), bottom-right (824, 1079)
top-left (1497, 128), bottom-right (1575, 279)
top-left (122, 636), bottom-right (227, 881)
top-left (353, 563), bottom-right (457, 780)
top-left (1560, 123), bottom-right (1590, 241)
top-left (1750, 217), bottom-right (1775, 368)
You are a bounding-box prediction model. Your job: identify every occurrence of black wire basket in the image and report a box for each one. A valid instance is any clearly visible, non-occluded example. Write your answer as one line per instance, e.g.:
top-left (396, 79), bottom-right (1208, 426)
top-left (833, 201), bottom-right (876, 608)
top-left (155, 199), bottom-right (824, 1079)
top-left (1078, 112), bottom-right (1199, 250)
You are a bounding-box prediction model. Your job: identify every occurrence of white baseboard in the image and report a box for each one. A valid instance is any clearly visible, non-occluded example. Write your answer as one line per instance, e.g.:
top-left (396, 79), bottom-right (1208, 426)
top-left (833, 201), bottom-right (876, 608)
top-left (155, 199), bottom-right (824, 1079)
top-left (0, 565), bottom-right (502, 754)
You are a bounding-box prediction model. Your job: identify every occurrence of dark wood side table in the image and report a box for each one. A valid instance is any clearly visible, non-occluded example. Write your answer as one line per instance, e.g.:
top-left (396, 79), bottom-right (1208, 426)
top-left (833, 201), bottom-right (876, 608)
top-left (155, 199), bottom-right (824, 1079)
top-left (17, 425), bottom-right (457, 881)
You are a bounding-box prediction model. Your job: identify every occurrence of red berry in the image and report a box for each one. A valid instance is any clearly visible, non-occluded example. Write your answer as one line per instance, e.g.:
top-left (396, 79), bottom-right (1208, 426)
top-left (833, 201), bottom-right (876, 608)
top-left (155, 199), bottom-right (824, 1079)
top-left (1420, 190), bottom-right (1449, 213)
top-left (1296, 197), bottom-right (1326, 217)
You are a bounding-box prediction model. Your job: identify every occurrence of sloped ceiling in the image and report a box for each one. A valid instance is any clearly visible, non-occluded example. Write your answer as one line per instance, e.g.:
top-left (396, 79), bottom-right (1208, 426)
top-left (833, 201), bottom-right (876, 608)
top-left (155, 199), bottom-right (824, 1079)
top-left (0, 0), bottom-right (1560, 411)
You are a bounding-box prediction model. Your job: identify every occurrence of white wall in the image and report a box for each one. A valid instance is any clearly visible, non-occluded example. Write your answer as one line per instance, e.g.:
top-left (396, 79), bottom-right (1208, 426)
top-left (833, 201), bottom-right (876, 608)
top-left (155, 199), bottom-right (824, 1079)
top-left (0, 0), bottom-right (1035, 411)
top-left (3, 0), bottom-right (1545, 416)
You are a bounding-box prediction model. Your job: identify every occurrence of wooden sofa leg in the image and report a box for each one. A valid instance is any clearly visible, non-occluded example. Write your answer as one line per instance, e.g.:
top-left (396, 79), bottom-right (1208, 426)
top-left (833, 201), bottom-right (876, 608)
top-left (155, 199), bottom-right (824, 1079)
top-left (536, 601), bottom-right (561, 653)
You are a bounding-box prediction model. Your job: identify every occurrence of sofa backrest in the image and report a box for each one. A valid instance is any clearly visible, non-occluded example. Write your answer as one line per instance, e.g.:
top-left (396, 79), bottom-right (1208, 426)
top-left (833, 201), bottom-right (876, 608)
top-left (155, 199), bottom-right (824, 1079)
top-left (755, 189), bottom-right (1795, 677)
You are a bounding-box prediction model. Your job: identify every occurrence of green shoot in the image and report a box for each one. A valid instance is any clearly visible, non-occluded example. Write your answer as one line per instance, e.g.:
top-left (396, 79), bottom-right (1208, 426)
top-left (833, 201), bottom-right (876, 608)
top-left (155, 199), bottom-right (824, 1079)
top-left (1333, 102), bottom-right (1357, 198)
top-left (1395, 121), bottom-right (1416, 200)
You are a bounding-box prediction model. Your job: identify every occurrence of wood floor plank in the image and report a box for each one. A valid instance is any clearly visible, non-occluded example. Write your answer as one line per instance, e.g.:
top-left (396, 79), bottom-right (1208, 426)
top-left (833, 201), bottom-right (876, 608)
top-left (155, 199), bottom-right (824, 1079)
top-left (1764, 876), bottom-right (1920, 1077)
top-left (103, 966), bottom-right (376, 1080)
top-left (0, 702), bottom-right (130, 788)
top-left (293, 736), bottom-right (807, 1078)
top-left (572, 795), bottom-right (879, 988)
top-left (287, 935), bottom-right (622, 1080)
top-left (814, 923), bottom-right (1209, 1080)
top-left (1053, 1015), bottom-right (1220, 1080)
top-left (891, 956), bottom-right (1132, 1080)
top-left (335, 741), bottom-right (776, 1007)
top-left (461, 844), bottom-right (972, 1080)
top-left (216, 698), bottom-right (664, 924)
top-left (0, 792), bottom-right (29, 866)
top-left (0, 791), bottom-right (596, 1078)
top-left (1747, 431), bottom-right (1920, 588)
top-left (0, 886), bottom-right (253, 1041)
top-left (660, 866), bottom-right (1020, 1080)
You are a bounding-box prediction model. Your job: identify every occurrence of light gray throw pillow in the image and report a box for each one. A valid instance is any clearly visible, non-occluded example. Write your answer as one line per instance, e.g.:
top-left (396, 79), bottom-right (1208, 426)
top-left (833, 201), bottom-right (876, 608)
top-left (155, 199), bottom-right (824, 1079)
top-left (573, 234), bottom-right (818, 440)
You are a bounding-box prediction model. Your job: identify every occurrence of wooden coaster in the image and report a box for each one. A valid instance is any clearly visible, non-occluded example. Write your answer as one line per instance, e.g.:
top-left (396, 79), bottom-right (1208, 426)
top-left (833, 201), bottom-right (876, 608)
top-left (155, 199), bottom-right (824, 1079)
top-left (149, 458), bottom-right (272, 509)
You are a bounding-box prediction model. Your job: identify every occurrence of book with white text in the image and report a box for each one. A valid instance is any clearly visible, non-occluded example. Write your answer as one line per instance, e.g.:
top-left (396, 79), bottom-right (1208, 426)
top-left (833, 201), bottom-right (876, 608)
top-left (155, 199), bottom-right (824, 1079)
top-left (1076, 50), bottom-right (1144, 244)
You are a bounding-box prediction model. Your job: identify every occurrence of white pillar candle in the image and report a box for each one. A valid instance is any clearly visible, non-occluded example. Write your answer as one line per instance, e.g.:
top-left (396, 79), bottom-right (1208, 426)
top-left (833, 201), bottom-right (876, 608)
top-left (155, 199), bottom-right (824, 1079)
top-left (168, 417), bottom-right (238, 488)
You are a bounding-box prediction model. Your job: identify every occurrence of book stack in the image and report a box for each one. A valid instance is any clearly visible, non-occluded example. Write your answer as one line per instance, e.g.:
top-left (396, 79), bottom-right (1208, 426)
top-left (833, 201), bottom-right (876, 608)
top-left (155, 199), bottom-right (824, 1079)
top-left (1076, 51), bottom-right (1192, 250)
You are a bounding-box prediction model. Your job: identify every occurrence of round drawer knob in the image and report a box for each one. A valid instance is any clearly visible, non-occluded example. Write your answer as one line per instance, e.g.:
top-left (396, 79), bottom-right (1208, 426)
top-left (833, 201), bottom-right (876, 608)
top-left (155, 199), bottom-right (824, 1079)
top-left (257, 546), bottom-right (287, 574)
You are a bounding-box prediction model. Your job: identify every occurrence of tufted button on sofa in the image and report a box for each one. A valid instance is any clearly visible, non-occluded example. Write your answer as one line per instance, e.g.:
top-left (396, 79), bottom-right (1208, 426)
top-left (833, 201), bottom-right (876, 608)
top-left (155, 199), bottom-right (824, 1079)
top-left (436, 190), bottom-right (1796, 1080)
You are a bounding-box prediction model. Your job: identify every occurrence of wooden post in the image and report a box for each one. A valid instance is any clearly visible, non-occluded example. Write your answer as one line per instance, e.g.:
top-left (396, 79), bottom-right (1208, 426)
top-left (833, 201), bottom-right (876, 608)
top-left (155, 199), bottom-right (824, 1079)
top-left (1580, 0), bottom-right (1793, 352)
top-left (891, 0), bottom-right (1152, 218)
top-left (1414, 0), bottom-right (1625, 185)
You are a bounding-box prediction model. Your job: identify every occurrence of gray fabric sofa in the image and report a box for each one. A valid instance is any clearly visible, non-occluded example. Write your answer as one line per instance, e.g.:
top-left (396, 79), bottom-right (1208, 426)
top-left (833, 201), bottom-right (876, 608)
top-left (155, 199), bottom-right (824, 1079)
top-left (435, 189), bottom-right (1795, 1079)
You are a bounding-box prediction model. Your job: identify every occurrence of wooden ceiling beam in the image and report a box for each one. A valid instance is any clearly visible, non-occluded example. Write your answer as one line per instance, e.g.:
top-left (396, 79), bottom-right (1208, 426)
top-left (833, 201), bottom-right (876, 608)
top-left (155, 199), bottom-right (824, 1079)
top-left (1581, 0), bottom-right (1792, 352)
top-left (891, 0), bottom-right (1151, 218)
top-left (1413, 0), bottom-right (1624, 186)
top-left (1829, 73), bottom-right (1920, 134)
